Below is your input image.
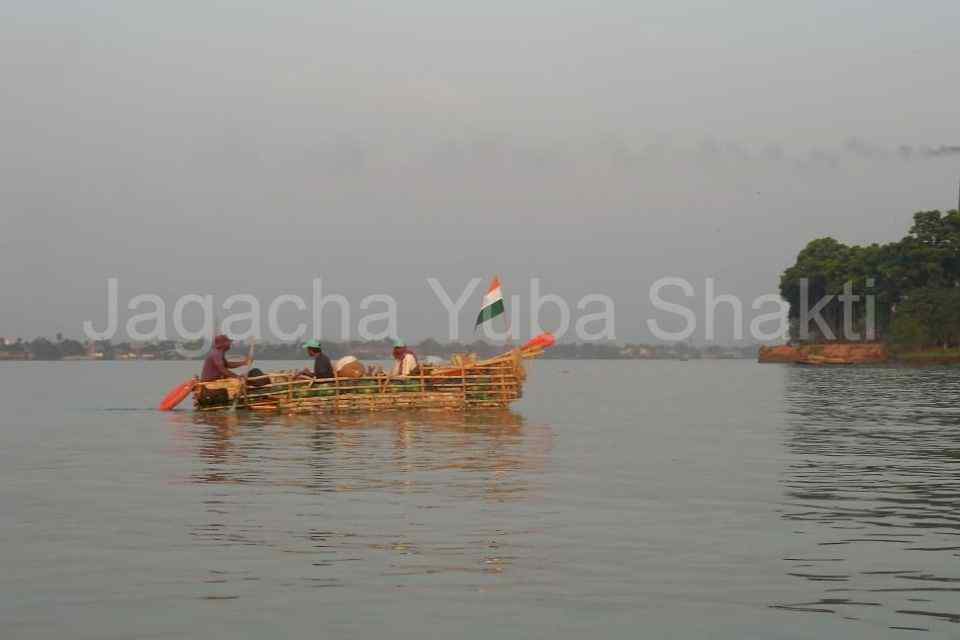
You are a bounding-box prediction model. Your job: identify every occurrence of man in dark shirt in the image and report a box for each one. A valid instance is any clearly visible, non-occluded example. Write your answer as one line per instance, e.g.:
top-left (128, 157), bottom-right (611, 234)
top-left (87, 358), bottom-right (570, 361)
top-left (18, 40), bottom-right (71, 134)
top-left (300, 339), bottom-right (335, 379)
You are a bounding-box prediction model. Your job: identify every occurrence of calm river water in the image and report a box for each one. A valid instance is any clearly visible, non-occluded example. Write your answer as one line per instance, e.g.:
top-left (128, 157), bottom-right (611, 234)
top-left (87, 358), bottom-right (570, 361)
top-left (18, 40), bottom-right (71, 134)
top-left (3, 360), bottom-right (960, 638)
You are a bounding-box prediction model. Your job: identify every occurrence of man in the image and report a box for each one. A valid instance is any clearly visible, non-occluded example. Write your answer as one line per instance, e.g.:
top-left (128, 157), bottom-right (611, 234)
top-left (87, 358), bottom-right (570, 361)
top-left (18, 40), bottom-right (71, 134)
top-left (300, 339), bottom-right (335, 379)
top-left (390, 339), bottom-right (418, 377)
top-left (200, 334), bottom-right (250, 381)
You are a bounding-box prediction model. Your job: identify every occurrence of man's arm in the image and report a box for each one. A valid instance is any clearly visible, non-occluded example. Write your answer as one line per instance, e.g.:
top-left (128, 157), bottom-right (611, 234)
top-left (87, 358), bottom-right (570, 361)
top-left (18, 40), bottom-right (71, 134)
top-left (213, 354), bottom-right (241, 378)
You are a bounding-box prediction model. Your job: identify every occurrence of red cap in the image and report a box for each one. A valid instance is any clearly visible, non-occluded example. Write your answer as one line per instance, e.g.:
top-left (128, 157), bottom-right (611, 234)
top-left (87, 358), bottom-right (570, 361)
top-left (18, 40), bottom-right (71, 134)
top-left (214, 334), bottom-right (232, 349)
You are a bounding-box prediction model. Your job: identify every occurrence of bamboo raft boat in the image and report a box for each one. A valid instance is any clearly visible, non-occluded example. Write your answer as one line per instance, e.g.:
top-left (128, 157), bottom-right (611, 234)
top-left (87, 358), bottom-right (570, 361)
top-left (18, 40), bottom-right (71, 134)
top-left (173, 334), bottom-right (554, 414)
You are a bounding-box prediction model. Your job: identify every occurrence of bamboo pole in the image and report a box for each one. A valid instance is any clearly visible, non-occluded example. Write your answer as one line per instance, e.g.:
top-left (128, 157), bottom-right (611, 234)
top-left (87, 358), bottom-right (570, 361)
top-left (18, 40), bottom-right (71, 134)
top-left (334, 373), bottom-right (341, 413)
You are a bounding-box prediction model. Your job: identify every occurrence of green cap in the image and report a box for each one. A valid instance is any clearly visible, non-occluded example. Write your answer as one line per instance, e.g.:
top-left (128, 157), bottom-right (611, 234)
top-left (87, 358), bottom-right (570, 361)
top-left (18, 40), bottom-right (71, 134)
top-left (303, 339), bottom-right (322, 350)
top-left (393, 338), bottom-right (406, 348)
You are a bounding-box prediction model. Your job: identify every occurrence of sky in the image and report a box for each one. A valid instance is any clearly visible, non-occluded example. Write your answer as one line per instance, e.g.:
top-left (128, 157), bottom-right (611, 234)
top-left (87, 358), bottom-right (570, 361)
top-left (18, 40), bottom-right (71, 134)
top-left (2, 0), bottom-right (959, 343)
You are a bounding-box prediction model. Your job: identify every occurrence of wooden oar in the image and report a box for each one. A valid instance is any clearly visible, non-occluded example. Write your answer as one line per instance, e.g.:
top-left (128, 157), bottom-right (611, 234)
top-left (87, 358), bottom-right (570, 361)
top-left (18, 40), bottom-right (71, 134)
top-left (246, 338), bottom-right (256, 368)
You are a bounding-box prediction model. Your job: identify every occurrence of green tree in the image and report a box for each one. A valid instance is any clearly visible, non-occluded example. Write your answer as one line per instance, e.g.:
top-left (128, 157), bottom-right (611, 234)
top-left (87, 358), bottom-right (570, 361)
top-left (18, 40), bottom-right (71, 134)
top-left (780, 209), bottom-right (960, 343)
top-left (891, 287), bottom-right (960, 348)
top-left (59, 339), bottom-right (86, 357)
top-left (29, 338), bottom-right (61, 360)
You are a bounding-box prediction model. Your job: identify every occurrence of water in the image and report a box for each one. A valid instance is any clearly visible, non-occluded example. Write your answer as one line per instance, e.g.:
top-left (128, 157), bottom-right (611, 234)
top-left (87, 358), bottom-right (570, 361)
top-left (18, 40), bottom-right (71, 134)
top-left (2, 360), bottom-right (960, 638)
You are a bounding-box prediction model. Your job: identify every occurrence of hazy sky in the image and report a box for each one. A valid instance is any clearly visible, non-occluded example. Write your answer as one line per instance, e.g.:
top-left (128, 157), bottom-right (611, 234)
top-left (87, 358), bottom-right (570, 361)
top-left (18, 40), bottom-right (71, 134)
top-left (2, 1), bottom-right (959, 343)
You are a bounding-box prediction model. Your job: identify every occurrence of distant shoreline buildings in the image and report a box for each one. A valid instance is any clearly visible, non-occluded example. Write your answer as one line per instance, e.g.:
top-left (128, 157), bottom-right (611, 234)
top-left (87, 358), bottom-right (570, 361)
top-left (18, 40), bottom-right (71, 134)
top-left (0, 336), bottom-right (759, 362)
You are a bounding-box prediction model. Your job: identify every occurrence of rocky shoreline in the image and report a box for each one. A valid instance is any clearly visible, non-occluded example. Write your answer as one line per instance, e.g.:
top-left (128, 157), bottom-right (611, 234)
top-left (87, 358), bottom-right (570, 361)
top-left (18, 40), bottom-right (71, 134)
top-left (759, 343), bottom-right (960, 365)
top-left (758, 343), bottom-right (889, 364)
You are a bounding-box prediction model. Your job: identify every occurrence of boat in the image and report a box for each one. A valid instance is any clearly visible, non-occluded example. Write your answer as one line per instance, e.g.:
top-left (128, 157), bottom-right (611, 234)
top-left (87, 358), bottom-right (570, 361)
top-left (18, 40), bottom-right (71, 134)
top-left (161, 333), bottom-right (555, 413)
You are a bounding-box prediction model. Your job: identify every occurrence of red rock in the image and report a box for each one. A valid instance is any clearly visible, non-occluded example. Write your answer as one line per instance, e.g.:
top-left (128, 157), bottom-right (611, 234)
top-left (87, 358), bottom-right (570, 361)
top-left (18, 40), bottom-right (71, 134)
top-left (758, 343), bottom-right (888, 364)
top-left (758, 345), bottom-right (803, 363)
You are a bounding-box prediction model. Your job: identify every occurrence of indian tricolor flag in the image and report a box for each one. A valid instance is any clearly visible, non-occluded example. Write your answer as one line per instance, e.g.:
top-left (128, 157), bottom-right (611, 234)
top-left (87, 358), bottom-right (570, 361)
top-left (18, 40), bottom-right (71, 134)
top-left (475, 276), bottom-right (505, 329)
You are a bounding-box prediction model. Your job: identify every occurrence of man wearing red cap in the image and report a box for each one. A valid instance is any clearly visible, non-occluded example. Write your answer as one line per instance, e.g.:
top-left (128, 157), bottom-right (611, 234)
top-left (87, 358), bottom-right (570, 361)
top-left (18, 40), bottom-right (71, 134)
top-left (200, 334), bottom-right (250, 381)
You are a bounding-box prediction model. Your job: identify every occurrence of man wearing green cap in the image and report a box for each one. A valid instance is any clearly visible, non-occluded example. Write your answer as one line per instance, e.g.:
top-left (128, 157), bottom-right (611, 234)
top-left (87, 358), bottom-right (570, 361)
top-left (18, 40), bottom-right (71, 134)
top-left (300, 339), bottom-right (335, 379)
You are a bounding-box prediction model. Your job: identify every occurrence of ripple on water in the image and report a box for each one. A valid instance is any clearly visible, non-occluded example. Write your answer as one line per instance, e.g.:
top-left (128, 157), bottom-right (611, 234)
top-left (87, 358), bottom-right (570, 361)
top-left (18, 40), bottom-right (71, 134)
top-left (773, 366), bottom-right (960, 633)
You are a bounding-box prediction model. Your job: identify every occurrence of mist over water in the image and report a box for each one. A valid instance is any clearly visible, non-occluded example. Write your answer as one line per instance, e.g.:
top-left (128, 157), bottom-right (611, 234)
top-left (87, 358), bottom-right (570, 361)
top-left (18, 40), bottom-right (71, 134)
top-left (3, 2), bottom-right (960, 341)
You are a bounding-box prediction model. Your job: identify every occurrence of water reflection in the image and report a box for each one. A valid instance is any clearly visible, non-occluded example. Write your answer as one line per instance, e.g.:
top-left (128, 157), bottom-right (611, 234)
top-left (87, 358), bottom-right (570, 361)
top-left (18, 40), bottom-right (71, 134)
top-left (169, 410), bottom-right (551, 495)
top-left (775, 365), bottom-right (960, 632)
top-left (164, 410), bottom-right (553, 587)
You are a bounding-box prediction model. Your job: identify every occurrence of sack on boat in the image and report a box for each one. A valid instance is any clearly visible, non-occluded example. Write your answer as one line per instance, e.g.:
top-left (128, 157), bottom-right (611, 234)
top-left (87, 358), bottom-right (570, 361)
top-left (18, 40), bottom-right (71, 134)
top-left (449, 353), bottom-right (476, 368)
top-left (335, 356), bottom-right (365, 378)
top-left (246, 368), bottom-right (271, 388)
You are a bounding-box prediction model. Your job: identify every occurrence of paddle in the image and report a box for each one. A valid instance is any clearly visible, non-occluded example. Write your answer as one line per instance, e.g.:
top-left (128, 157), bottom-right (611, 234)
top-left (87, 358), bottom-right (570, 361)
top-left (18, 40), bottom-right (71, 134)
top-left (159, 379), bottom-right (194, 411)
top-left (520, 332), bottom-right (555, 352)
top-left (245, 338), bottom-right (255, 368)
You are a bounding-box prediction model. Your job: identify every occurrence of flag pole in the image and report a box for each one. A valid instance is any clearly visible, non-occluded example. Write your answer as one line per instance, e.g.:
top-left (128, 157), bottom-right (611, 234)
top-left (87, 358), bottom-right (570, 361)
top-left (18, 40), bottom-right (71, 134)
top-left (501, 276), bottom-right (514, 346)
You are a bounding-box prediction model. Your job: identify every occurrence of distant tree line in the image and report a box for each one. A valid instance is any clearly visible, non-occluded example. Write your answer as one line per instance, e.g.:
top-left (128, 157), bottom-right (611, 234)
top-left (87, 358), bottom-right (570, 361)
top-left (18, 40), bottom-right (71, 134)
top-left (0, 336), bottom-right (758, 361)
top-left (780, 209), bottom-right (960, 347)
